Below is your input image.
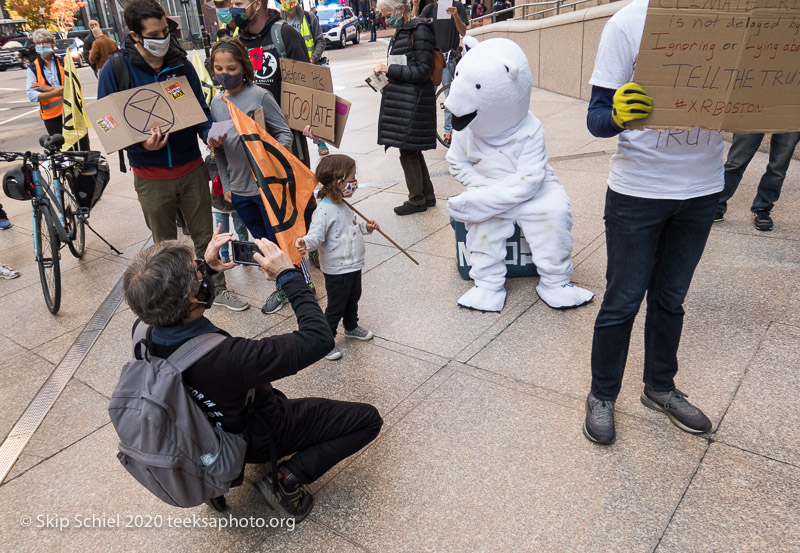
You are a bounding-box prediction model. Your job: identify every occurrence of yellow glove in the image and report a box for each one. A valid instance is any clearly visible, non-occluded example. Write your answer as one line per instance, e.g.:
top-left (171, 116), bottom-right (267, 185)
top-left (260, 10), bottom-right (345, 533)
top-left (611, 82), bottom-right (653, 128)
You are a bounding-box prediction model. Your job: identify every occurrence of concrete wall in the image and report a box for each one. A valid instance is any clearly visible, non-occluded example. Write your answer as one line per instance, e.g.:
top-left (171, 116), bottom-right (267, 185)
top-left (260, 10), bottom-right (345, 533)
top-left (468, 0), bottom-right (630, 101)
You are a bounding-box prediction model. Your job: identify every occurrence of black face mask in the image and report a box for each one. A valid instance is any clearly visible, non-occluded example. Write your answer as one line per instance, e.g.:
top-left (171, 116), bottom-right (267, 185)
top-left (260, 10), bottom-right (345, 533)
top-left (194, 260), bottom-right (215, 309)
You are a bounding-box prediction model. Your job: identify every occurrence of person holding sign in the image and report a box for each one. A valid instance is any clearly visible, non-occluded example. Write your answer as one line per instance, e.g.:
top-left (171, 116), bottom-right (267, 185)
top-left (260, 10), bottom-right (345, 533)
top-left (97, 0), bottom-right (249, 313)
top-left (25, 29), bottom-right (91, 152)
top-left (207, 37), bottom-right (317, 316)
top-left (374, 0), bottom-right (437, 216)
top-left (583, 0), bottom-right (722, 445)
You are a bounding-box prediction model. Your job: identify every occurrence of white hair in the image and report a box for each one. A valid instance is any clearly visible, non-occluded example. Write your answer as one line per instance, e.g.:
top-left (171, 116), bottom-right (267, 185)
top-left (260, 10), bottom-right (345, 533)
top-left (32, 28), bottom-right (55, 44)
top-left (376, 0), bottom-right (412, 13)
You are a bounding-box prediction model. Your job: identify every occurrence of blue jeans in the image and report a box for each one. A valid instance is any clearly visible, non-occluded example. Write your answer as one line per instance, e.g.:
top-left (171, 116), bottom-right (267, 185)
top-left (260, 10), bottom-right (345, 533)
top-left (231, 193), bottom-right (311, 282)
top-left (213, 211), bottom-right (249, 258)
top-left (719, 132), bottom-right (800, 214)
top-left (441, 56), bottom-right (456, 135)
top-left (590, 188), bottom-right (720, 401)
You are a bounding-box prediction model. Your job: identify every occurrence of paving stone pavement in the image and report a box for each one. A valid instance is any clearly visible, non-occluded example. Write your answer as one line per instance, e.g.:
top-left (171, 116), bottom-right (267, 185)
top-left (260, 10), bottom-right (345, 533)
top-left (1, 37), bottom-right (799, 553)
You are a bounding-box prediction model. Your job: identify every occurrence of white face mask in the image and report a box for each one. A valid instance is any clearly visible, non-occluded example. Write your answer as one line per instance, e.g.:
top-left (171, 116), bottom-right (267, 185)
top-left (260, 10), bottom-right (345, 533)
top-left (141, 34), bottom-right (170, 57)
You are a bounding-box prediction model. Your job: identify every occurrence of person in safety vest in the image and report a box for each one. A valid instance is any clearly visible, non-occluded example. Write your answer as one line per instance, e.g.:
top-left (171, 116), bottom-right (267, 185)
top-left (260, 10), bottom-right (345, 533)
top-left (280, 0), bottom-right (329, 156)
top-left (25, 29), bottom-right (90, 150)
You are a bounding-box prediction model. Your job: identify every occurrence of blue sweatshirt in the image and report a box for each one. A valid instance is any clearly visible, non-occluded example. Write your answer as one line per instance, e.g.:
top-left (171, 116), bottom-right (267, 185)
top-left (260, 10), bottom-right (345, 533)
top-left (587, 85), bottom-right (625, 138)
top-left (97, 32), bottom-right (212, 169)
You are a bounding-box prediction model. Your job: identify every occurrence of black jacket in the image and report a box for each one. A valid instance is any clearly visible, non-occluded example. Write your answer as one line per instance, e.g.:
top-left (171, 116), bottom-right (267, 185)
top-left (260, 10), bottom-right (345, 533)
top-left (378, 17), bottom-right (436, 151)
top-left (239, 10), bottom-right (309, 102)
top-left (145, 272), bottom-right (334, 461)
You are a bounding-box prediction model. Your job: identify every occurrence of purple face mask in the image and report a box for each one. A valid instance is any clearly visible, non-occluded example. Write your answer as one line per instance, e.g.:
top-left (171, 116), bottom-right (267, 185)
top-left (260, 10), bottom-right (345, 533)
top-left (342, 179), bottom-right (358, 198)
top-left (216, 72), bottom-right (244, 90)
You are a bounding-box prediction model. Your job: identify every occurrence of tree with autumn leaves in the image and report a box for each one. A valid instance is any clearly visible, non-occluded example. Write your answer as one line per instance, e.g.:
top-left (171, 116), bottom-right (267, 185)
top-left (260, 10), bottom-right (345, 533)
top-left (6, 0), bottom-right (87, 35)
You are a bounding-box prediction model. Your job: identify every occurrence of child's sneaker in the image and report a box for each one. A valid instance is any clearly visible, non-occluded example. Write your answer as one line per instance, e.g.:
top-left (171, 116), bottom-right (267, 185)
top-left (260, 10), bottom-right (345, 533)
top-left (325, 347), bottom-right (342, 360)
top-left (0, 264), bottom-right (20, 279)
top-left (317, 142), bottom-right (329, 156)
top-left (344, 326), bottom-right (373, 341)
top-left (0, 218), bottom-right (11, 230)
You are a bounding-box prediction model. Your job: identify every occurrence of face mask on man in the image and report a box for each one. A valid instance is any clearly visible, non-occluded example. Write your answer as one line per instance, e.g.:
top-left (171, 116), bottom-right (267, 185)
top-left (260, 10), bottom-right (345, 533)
top-left (216, 7), bottom-right (233, 24)
top-left (35, 45), bottom-right (53, 57)
top-left (281, 1), bottom-right (295, 11)
top-left (232, 1), bottom-right (256, 29)
top-left (141, 35), bottom-right (170, 58)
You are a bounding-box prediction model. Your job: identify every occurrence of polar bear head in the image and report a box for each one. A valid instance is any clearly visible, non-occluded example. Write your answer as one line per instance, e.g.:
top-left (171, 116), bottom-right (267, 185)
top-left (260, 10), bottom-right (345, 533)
top-left (444, 36), bottom-right (532, 138)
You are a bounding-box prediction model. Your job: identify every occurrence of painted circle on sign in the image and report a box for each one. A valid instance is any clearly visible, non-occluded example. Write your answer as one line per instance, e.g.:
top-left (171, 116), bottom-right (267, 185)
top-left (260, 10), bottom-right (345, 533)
top-left (123, 89), bottom-right (176, 134)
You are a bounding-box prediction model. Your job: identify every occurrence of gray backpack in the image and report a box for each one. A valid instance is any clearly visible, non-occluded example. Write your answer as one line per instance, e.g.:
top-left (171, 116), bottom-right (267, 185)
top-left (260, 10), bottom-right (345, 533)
top-left (109, 323), bottom-right (251, 508)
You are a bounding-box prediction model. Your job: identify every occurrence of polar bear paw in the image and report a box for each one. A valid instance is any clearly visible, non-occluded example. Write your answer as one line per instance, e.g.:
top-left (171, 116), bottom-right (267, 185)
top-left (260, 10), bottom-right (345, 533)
top-left (536, 283), bottom-right (594, 310)
top-left (458, 285), bottom-right (507, 313)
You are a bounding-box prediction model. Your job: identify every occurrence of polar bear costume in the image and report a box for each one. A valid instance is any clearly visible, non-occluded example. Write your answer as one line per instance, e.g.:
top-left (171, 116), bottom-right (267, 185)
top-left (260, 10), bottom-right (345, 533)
top-left (445, 36), bottom-right (594, 312)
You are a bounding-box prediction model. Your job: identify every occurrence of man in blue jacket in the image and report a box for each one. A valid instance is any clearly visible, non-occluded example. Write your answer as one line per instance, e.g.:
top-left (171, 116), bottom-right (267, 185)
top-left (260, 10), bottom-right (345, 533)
top-left (98, 0), bottom-right (248, 311)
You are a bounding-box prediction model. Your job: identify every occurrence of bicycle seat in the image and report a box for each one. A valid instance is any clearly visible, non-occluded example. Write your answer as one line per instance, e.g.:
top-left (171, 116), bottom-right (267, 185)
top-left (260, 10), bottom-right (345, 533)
top-left (39, 134), bottom-right (65, 150)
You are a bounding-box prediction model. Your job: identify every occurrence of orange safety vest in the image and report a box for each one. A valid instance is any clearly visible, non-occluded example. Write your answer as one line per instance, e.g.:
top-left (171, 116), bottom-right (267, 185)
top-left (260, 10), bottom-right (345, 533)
top-left (33, 57), bottom-right (65, 120)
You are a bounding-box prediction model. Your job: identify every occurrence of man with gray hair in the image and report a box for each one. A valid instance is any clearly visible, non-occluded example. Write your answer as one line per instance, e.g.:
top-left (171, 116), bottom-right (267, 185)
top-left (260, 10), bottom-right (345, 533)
top-left (121, 232), bottom-right (383, 521)
top-left (83, 20), bottom-right (100, 75)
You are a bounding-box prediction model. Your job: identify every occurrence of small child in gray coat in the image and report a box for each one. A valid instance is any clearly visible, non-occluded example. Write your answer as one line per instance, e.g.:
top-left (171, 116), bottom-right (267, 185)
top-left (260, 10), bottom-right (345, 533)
top-left (295, 155), bottom-right (380, 361)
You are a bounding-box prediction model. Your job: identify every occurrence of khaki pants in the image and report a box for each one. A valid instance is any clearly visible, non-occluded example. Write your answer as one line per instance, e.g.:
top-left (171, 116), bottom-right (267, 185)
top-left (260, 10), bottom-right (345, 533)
top-left (133, 162), bottom-right (226, 292)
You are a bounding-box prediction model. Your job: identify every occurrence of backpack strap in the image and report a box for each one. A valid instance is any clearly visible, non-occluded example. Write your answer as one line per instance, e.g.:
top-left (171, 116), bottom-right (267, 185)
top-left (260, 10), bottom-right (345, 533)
top-left (167, 333), bottom-right (228, 373)
top-left (108, 51), bottom-right (130, 173)
top-left (271, 19), bottom-right (287, 58)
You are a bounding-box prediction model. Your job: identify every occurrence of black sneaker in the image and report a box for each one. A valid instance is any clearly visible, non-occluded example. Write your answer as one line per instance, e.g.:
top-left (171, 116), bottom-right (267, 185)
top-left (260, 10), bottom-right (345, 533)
top-left (254, 474), bottom-right (314, 523)
top-left (583, 392), bottom-right (616, 444)
top-left (204, 495), bottom-right (226, 512)
top-left (753, 209), bottom-right (773, 231)
top-left (394, 202), bottom-right (426, 216)
top-left (261, 286), bottom-right (288, 314)
top-left (640, 385), bottom-right (712, 434)
top-left (426, 199), bottom-right (437, 207)
top-left (713, 209), bottom-right (724, 223)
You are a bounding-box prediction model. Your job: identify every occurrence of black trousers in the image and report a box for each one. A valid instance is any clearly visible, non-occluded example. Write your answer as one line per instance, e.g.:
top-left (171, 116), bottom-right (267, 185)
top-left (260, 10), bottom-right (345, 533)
top-left (399, 149), bottom-right (435, 206)
top-left (43, 116), bottom-right (90, 151)
top-left (250, 396), bottom-right (382, 484)
top-left (323, 270), bottom-right (362, 338)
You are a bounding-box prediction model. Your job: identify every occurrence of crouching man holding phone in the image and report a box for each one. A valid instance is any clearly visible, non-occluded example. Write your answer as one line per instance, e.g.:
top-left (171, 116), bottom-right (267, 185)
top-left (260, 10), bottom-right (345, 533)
top-left (122, 228), bottom-right (383, 522)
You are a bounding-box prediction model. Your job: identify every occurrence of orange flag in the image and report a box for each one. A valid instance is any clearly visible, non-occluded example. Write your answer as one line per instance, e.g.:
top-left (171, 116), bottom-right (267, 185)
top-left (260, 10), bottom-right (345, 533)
top-left (223, 97), bottom-right (316, 266)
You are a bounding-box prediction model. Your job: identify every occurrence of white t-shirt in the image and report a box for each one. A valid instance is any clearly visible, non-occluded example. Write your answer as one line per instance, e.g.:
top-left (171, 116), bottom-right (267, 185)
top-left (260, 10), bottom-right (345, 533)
top-left (589, 0), bottom-right (724, 200)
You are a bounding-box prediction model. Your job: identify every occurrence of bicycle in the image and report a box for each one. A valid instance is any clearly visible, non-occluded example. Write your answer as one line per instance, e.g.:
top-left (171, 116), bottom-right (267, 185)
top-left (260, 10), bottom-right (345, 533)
top-left (1, 134), bottom-right (119, 313)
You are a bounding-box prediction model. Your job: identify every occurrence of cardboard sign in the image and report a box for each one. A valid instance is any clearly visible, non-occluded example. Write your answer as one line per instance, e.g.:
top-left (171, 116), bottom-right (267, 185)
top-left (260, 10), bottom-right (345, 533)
top-left (85, 76), bottom-right (208, 153)
top-left (331, 96), bottom-right (351, 149)
top-left (280, 57), bottom-right (334, 92)
top-left (279, 58), bottom-right (349, 144)
top-left (281, 82), bottom-right (338, 142)
top-left (632, 0), bottom-right (800, 133)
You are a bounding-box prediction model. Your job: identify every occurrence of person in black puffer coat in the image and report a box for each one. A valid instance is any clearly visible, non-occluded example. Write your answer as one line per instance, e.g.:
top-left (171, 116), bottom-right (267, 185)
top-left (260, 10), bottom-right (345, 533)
top-left (374, 0), bottom-right (437, 216)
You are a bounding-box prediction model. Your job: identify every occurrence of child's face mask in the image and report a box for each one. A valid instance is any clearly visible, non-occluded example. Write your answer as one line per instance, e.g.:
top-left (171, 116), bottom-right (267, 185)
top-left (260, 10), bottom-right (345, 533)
top-left (342, 179), bottom-right (358, 198)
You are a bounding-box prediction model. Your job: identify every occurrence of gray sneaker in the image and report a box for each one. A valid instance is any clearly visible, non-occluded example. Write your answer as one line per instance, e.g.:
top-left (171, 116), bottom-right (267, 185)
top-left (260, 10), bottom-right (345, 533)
top-left (641, 386), bottom-right (712, 434)
top-left (325, 347), bottom-right (342, 360)
top-left (583, 392), bottom-right (616, 444)
top-left (343, 326), bottom-right (373, 341)
top-left (214, 289), bottom-right (250, 311)
top-left (262, 286), bottom-right (288, 314)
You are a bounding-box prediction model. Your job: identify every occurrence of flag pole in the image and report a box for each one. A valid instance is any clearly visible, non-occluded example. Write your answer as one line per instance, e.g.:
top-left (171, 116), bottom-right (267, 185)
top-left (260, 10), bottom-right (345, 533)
top-left (342, 199), bottom-right (419, 265)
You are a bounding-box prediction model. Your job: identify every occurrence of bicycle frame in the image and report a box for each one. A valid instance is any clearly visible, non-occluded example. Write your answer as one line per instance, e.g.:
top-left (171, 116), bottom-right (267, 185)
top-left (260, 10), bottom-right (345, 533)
top-left (28, 151), bottom-right (82, 259)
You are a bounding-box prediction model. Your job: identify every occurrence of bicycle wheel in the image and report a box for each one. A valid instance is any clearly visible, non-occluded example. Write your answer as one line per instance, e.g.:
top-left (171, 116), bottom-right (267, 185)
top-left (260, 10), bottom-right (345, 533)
top-left (34, 204), bottom-right (62, 314)
top-left (60, 172), bottom-right (85, 258)
top-left (435, 84), bottom-right (451, 148)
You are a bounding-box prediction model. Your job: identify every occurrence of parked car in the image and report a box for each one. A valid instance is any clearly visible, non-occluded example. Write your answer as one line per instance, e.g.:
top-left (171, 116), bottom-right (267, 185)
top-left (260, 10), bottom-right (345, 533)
top-left (55, 37), bottom-right (85, 67)
top-left (0, 38), bottom-right (34, 71)
top-left (317, 5), bottom-right (361, 48)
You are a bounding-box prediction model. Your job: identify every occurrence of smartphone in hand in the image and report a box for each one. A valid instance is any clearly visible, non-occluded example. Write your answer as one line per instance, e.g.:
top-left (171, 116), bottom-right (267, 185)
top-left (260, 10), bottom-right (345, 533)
top-left (231, 241), bottom-right (260, 266)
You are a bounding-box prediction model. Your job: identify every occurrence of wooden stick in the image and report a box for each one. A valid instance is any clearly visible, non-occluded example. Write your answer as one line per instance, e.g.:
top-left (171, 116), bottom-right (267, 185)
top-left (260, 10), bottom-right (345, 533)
top-left (342, 199), bottom-right (420, 265)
